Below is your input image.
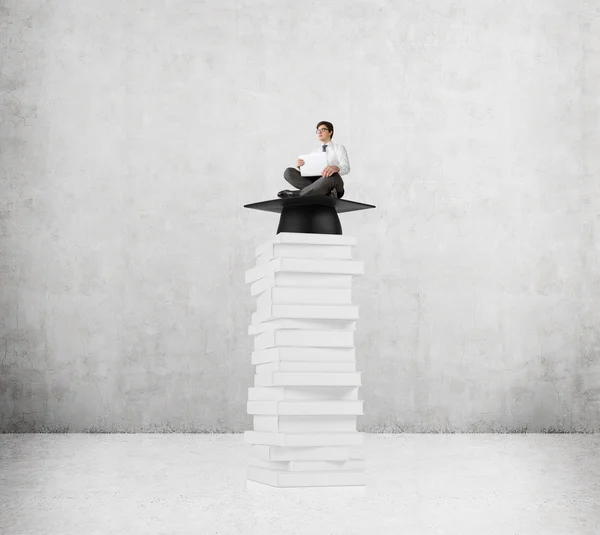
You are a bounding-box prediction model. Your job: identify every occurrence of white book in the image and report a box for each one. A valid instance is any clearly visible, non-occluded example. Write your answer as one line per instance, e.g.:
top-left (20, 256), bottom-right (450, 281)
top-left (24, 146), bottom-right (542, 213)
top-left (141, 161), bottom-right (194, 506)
top-left (255, 233), bottom-right (356, 257)
top-left (254, 372), bottom-right (362, 387)
top-left (247, 400), bottom-right (363, 415)
top-left (247, 466), bottom-right (366, 488)
top-left (255, 244), bottom-right (353, 266)
top-left (253, 415), bottom-right (357, 433)
top-left (250, 444), bottom-right (354, 462)
top-left (250, 273), bottom-right (353, 296)
top-left (248, 386), bottom-right (360, 401)
top-left (253, 330), bottom-right (354, 350)
top-left (245, 258), bottom-right (364, 284)
top-left (244, 430), bottom-right (364, 447)
top-left (251, 347), bottom-right (356, 365)
top-left (255, 361), bottom-right (356, 374)
top-left (253, 304), bottom-right (359, 323)
top-left (256, 287), bottom-right (352, 307)
top-left (248, 457), bottom-right (366, 472)
top-left (248, 318), bottom-right (356, 335)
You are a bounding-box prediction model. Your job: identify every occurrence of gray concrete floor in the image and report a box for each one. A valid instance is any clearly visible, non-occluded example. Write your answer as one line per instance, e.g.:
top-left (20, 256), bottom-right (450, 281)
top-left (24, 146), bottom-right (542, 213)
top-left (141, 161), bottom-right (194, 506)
top-left (1, 433), bottom-right (599, 534)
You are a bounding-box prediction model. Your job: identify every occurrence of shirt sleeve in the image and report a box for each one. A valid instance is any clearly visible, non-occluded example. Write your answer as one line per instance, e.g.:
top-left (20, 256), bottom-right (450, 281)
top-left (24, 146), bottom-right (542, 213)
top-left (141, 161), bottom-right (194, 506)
top-left (336, 145), bottom-right (350, 175)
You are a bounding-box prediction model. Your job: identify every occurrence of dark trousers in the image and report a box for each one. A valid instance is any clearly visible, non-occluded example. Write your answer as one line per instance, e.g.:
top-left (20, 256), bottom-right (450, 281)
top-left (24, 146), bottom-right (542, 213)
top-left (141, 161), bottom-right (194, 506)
top-left (284, 167), bottom-right (345, 198)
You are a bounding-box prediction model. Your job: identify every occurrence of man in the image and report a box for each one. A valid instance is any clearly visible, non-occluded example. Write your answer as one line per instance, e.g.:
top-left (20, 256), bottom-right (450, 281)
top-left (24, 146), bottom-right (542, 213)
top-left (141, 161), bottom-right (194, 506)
top-left (277, 121), bottom-right (350, 199)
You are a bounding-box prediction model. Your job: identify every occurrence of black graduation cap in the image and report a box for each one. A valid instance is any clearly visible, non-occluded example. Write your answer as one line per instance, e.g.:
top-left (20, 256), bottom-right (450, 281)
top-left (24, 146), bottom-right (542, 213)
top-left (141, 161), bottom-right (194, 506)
top-left (244, 196), bottom-right (375, 235)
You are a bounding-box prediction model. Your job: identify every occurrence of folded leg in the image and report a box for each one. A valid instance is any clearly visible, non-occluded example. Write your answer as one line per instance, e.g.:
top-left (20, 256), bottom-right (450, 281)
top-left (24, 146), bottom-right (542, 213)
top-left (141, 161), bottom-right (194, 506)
top-left (283, 167), bottom-right (319, 190)
top-left (299, 173), bottom-right (345, 197)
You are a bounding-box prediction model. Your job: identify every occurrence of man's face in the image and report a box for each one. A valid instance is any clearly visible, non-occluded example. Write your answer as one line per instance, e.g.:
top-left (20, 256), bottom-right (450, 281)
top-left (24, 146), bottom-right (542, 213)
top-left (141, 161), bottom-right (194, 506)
top-left (317, 126), bottom-right (331, 143)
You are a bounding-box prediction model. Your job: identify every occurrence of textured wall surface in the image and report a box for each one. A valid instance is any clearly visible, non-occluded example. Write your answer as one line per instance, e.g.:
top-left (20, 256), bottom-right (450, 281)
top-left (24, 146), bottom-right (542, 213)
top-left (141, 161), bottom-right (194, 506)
top-left (1, 0), bottom-right (599, 433)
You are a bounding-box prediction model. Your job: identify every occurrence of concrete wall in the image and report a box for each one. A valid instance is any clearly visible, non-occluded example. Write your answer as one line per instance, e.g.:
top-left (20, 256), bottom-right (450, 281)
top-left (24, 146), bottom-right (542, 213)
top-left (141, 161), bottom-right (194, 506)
top-left (1, 0), bottom-right (599, 433)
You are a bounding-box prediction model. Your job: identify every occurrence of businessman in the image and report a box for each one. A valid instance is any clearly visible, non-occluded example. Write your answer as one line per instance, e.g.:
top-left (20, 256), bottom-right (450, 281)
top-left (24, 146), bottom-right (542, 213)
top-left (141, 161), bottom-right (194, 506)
top-left (277, 121), bottom-right (350, 199)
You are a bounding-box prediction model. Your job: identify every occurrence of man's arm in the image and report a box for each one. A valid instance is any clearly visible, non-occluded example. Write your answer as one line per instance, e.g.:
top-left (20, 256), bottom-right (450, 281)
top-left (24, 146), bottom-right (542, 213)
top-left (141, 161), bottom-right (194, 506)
top-left (336, 145), bottom-right (350, 175)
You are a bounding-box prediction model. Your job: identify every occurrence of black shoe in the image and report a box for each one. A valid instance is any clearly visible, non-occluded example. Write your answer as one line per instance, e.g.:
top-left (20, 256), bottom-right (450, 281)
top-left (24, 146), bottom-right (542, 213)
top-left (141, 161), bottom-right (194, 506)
top-left (277, 189), bottom-right (300, 198)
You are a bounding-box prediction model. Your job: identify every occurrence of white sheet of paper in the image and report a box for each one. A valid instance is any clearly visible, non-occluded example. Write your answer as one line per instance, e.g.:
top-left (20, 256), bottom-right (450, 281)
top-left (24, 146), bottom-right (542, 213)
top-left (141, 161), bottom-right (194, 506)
top-left (298, 152), bottom-right (328, 177)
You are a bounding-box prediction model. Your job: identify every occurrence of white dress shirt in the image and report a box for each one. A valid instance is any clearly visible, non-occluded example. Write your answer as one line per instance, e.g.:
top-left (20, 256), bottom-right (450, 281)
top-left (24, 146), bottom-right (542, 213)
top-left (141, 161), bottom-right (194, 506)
top-left (311, 141), bottom-right (351, 175)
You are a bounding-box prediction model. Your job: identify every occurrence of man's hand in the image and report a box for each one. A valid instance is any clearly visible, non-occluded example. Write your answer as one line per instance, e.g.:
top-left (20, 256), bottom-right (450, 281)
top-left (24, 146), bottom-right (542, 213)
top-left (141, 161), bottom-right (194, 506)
top-left (322, 165), bottom-right (340, 178)
top-left (296, 159), bottom-right (305, 167)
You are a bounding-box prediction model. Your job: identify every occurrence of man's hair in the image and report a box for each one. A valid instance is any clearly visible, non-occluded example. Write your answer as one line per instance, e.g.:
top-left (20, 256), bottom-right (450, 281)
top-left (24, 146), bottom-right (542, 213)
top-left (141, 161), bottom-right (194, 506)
top-left (316, 121), bottom-right (334, 138)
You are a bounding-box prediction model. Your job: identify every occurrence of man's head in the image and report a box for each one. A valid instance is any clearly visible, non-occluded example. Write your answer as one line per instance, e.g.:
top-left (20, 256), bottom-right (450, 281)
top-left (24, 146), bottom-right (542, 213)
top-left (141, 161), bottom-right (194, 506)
top-left (316, 121), bottom-right (334, 143)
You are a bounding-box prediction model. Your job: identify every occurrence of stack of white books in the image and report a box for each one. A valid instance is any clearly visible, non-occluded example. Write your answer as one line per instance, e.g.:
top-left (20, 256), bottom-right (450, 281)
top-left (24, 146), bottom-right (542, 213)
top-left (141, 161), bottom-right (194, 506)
top-left (244, 232), bottom-right (366, 488)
